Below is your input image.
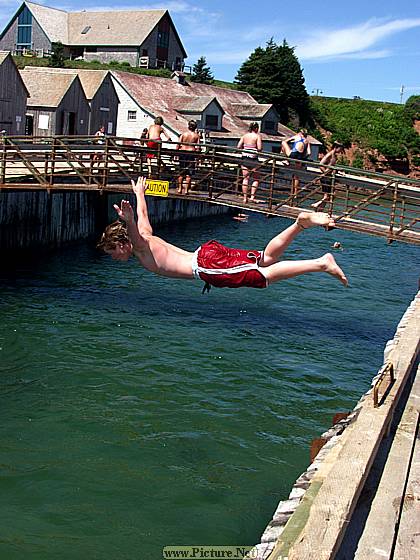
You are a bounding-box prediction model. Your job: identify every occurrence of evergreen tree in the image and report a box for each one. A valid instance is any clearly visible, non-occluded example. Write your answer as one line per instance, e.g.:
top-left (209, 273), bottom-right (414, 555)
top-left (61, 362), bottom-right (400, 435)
top-left (191, 56), bottom-right (214, 84)
top-left (48, 42), bottom-right (65, 68)
top-left (235, 39), bottom-right (311, 126)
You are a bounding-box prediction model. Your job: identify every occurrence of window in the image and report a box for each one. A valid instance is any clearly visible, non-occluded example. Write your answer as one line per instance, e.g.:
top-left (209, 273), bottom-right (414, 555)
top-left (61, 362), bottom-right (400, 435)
top-left (81, 26), bottom-right (91, 35)
top-left (205, 114), bottom-right (219, 128)
top-left (17, 6), bottom-right (32, 47)
top-left (264, 120), bottom-right (276, 132)
top-left (157, 31), bottom-right (169, 48)
top-left (127, 110), bottom-right (137, 121)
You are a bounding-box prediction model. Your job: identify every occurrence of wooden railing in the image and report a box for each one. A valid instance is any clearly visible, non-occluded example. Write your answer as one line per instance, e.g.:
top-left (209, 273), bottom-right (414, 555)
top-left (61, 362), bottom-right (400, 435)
top-left (1, 135), bottom-right (419, 244)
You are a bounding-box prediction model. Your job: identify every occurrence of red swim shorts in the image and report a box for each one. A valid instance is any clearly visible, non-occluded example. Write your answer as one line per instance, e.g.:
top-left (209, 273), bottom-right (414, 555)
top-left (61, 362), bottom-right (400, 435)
top-left (146, 140), bottom-right (159, 159)
top-left (196, 240), bottom-right (267, 289)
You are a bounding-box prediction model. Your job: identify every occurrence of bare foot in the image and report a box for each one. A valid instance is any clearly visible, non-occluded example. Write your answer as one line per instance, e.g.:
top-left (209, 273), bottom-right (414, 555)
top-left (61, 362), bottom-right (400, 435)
top-left (310, 200), bottom-right (326, 210)
top-left (297, 211), bottom-right (335, 229)
top-left (319, 253), bottom-right (348, 286)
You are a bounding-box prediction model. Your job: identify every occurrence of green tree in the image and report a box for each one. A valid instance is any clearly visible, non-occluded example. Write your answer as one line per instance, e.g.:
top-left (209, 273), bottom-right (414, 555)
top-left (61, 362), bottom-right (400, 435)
top-left (191, 56), bottom-right (214, 84)
top-left (48, 42), bottom-right (65, 68)
top-left (404, 95), bottom-right (420, 121)
top-left (235, 39), bottom-right (311, 126)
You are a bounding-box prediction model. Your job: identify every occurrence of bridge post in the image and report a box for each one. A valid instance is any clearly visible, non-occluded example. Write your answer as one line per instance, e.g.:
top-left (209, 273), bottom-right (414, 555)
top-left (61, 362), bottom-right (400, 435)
top-left (389, 182), bottom-right (397, 241)
top-left (49, 138), bottom-right (56, 186)
top-left (0, 138), bottom-right (6, 185)
top-left (327, 171), bottom-right (337, 216)
top-left (268, 159), bottom-right (276, 211)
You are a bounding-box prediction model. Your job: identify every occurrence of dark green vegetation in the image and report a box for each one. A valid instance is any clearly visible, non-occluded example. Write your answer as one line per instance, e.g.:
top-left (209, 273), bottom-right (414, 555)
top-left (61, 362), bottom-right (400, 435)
top-left (235, 39), bottom-right (311, 127)
top-left (311, 96), bottom-right (420, 165)
top-left (48, 41), bottom-right (65, 68)
top-left (191, 55), bottom-right (214, 84)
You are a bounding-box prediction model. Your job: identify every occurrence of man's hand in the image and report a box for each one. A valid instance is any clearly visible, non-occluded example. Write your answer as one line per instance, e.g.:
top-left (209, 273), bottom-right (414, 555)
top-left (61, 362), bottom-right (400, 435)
top-left (113, 199), bottom-right (135, 223)
top-left (131, 176), bottom-right (148, 197)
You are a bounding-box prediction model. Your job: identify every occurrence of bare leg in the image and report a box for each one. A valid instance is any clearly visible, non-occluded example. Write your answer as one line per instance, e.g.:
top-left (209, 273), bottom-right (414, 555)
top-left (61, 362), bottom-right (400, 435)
top-left (281, 140), bottom-right (292, 156)
top-left (185, 175), bottom-right (191, 194)
top-left (261, 253), bottom-right (348, 286)
top-left (177, 175), bottom-right (183, 194)
top-left (249, 170), bottom-right (259, 201)
top-left (261, 212), bottom-right (335, 266)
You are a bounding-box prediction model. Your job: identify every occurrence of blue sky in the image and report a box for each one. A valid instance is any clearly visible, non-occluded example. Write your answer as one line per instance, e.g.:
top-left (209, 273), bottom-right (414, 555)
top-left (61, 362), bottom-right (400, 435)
top-left (1, 0), bottom-right (419, 103)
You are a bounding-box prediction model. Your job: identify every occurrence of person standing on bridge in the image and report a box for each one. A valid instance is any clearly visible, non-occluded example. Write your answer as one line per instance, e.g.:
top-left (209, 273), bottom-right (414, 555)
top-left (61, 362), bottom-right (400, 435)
top-left (147, 116), bottom-right (172, 178)
top-left (90, 125), bottom-right (105, 172)
top-left (176, 120), bottom-right (200, 195)
top-left (237, 122), bottom-right (263, 204)
top-left (311, 142), bottom-right (344, 210)
top-left (97, 177), bottom-right (348, 291)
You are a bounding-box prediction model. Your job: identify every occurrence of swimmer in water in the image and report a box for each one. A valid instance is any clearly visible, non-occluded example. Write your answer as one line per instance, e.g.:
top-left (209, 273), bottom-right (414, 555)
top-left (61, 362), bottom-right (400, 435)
top-left (97, 177), bottom-right (348, 291)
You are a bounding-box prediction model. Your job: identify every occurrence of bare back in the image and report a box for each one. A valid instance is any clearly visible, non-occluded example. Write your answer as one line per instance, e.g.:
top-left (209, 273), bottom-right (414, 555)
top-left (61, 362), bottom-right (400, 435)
top-left (179, 130), bottom-right (200, 151)
top-left (238, 131), bottom-right (262, 151)
top-left (320, 149), bottom-right (338, 173)
top-left (148, 124), bottom-right (164, 140)
top-left (134, 235), bottom-right (194, 279)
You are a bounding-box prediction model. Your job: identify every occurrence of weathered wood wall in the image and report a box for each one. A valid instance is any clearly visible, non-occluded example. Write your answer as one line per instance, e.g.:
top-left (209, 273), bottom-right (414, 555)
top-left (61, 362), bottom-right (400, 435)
top-left (0, 191), bottom-right (231, 251)
top-left (0, 54), bottom-right (28, 135)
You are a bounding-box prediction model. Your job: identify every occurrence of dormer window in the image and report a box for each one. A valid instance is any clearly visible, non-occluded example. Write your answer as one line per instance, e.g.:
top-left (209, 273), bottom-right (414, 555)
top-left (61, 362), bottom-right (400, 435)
top-left (205, 114), bottom-right (219, 129)
top-left (264, 120), bottom-right (276, 132)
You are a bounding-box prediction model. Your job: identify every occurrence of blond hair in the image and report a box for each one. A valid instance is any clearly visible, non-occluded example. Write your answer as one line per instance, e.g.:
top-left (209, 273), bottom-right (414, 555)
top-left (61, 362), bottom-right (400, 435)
top-left (97, 221), bottom-right (130, 251)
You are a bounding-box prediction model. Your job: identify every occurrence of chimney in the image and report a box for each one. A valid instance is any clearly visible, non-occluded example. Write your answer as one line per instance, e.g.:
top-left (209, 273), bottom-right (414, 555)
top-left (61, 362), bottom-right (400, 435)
top-left (171, 71), bottom-right (187, 85)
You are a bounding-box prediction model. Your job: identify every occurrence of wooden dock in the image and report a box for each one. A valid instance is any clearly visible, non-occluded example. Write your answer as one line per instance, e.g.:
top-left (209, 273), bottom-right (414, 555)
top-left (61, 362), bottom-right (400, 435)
top-left (251, 294), bottom-right (420, 560)
top-left (1, 135), bottom-right (419, 245)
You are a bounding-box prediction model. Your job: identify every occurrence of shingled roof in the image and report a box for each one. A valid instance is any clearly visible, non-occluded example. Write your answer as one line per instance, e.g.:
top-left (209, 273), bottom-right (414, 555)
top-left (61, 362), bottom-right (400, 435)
top-left (20, 68), bottom-right (79, 107)
top-left (112, 71), bottom-right (303, 142)
top-left (67, 9), bottom-right (165, 47)
top-left (25, 67), bottom-right (113, 100)
top-left (174, 95), bottom-right (225, 114)
top-left (230, 103), bottom-right (273, 119)
top-left (0, 50), bottom-right (30, 97)
top-left (25, 2), bottom-right (68, 44)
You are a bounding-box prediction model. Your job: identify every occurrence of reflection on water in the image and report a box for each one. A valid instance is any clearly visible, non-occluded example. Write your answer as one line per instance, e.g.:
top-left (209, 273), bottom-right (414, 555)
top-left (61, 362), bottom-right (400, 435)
top-left (0, 213), bottom-right (418, 559)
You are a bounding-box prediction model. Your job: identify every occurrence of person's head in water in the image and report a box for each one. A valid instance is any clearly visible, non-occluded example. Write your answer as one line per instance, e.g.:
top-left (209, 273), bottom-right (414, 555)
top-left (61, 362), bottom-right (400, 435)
top-left (154, 116), bottom-right (164, 126)
top-left (97, 221), bottom-right (133, 261)
top-left (248, 122), bottom-right (259, 133)
top-left (188, 120), bottom-right (197, 131)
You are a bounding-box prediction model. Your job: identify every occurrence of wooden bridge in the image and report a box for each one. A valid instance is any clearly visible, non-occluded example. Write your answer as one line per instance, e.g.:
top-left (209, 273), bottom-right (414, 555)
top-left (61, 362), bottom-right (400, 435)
top-left (1, 135), bottom-right (419, 245)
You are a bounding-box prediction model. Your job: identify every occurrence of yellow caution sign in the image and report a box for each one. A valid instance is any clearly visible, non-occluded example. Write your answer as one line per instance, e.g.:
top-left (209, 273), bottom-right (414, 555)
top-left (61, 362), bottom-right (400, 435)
top-left (145, 179), bottom-right (169, 197)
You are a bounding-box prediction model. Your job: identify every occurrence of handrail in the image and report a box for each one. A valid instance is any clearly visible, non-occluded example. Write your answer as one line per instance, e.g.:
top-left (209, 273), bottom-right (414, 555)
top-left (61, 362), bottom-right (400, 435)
top-left (1, 135), bottom-right (419, 245)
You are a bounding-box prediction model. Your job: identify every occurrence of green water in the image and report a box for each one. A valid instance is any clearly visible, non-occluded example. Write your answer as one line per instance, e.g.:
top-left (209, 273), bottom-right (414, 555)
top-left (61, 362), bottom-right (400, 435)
top-left (1, 213), bottom-right (418, 560)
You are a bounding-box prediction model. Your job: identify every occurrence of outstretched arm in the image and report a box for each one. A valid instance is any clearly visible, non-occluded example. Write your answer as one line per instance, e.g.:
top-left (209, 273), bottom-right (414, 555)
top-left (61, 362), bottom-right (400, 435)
top-left (131, 176), bottom-right (153, 237)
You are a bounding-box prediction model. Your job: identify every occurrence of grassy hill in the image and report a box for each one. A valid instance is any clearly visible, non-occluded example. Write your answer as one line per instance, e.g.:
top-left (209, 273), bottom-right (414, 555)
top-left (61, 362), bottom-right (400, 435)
top-left (310, 96), bottom-right (420, 173)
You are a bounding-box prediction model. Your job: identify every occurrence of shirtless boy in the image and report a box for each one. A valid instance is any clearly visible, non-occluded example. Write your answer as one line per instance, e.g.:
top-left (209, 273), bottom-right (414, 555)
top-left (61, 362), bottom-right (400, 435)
top-left (97, 177), bottom-right (348, 291)
top-left (176, 120), bottom-right (200, 195)
top-left (311, 142), bottom-right (344, 210)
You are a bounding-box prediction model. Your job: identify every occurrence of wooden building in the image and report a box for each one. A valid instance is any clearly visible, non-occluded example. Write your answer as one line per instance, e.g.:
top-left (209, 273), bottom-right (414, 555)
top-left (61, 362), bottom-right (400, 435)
top-left (111, 71), bottom-right (322, 158)
top-left (0, 2), bottom-right (187, 70)
top-left (28, 67), bottom-right (119, 135)
top-left (0, 51), bottom-right (29, 135)
top-left (20, 68), bottom-right (89, 136)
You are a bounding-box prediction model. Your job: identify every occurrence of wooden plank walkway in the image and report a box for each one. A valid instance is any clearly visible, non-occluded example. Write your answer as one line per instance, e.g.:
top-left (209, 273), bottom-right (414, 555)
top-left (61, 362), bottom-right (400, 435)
top-left (266, 294), bottom-right (420, 560)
